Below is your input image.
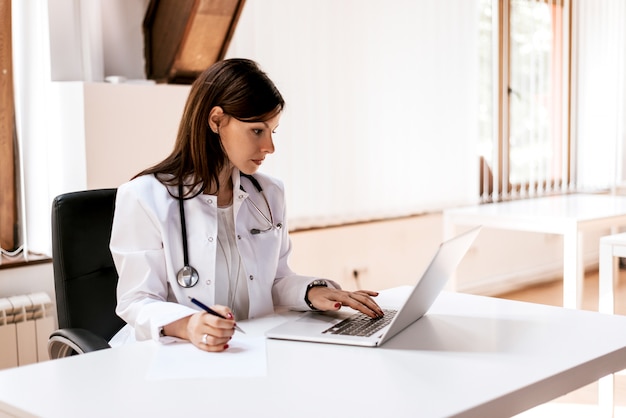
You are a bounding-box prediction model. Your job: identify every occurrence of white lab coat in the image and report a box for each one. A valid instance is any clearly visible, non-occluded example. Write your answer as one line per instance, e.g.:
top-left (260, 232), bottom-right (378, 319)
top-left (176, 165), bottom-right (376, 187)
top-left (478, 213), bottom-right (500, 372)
top-left (109, 169), bottom-right (337, 344)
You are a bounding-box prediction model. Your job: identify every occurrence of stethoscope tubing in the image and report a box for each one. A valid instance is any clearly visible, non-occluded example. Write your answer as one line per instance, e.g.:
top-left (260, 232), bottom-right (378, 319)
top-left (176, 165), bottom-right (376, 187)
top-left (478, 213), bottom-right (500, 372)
top-left (176, 174), bottom-right (275, 288)
top-left (178, 183), bottom-right (191, 267)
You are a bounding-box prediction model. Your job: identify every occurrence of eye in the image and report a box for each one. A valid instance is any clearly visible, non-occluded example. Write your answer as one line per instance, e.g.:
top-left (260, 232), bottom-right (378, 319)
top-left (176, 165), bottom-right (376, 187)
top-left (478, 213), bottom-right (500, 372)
top-left (252, 128), bottom-right (263, 136)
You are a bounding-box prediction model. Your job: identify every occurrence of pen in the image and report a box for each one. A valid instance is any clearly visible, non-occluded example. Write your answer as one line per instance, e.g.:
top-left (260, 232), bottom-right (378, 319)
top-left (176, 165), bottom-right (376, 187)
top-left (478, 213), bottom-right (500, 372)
top-left (188, 296), bottom-right (246, 334)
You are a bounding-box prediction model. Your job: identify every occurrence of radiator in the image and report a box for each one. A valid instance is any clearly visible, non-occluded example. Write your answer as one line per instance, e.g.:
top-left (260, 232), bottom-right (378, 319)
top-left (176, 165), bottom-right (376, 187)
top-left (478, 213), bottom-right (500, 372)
top-left (0, 292), bottom-right (55, 370)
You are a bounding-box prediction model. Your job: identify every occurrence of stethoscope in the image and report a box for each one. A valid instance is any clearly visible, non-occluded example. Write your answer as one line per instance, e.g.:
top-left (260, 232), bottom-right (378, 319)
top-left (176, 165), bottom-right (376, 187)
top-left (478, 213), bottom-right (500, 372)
top-left (176, 174), bottom-right (282, 288)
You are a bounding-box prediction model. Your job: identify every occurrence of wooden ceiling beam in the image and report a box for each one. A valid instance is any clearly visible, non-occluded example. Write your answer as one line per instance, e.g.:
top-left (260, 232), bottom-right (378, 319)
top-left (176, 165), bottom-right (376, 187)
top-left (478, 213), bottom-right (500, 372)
top-left (0, 0), bottom-right (18, 252)
top-left (144, 0), bottom-right (246, 84)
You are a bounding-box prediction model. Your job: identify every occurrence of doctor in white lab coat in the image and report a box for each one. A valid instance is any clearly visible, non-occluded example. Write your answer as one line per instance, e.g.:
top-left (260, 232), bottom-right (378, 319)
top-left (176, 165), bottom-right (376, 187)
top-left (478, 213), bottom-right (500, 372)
top-left (109, 59), bottom-right (383, 352)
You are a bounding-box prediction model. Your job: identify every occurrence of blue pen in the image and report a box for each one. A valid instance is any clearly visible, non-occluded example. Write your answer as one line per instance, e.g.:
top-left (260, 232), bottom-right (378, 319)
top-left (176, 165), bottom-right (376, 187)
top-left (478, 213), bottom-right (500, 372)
top-left (188, 296), bottom-right (246, 334)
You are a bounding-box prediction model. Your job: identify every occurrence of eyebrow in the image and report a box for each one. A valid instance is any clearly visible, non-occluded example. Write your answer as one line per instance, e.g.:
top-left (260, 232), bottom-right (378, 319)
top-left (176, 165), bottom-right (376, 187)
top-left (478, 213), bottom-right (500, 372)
top-left (257, 121), bottom-right (279, 131)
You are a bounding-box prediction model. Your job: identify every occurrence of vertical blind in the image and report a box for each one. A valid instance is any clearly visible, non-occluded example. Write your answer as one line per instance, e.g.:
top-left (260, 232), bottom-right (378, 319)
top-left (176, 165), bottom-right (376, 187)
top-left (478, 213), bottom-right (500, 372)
top-left (226, 0), bottom-right (480, 229)
top-left (479, 0), bottom-right (626, 202)
top-left (478, 0), bottom-right (572, 202)
top-left (574, 0), bottom-right (626, 192)
top-left (507, 0), bottom-right (569, 197)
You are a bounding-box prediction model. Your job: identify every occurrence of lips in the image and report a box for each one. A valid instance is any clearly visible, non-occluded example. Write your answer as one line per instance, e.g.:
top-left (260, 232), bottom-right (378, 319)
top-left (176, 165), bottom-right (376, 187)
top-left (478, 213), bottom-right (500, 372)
top-left (252, 159), bottom-right (264, 166)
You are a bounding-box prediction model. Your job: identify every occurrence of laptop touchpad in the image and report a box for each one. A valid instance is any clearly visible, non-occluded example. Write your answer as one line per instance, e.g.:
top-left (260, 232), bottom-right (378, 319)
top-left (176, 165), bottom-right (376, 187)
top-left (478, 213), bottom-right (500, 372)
top-left (296, 311), bottom-right (351, 324)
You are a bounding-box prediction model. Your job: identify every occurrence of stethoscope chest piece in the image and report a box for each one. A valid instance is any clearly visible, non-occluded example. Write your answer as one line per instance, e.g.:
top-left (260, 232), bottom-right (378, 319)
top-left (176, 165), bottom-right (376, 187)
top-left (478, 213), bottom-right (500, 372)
top-left (177, 265), bottom-right (199, 288)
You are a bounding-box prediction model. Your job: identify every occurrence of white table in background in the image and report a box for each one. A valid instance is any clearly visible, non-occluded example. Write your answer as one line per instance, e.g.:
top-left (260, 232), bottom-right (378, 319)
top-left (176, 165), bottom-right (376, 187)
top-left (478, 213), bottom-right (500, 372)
top-left (2, 288), bottom-right (626, 418)
top-left (443, 193), bottom-right (626, 309)
top-left (599, 232), bottom-right (626, 315)
top-left (598, 232), bottom-right (626, 417)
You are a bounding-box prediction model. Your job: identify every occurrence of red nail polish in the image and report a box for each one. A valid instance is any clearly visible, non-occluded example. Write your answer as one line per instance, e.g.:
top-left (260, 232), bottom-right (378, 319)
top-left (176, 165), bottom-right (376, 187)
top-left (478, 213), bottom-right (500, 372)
top-left (226, 313), bottom-right (233, 319)
top-left (224, 344), bottom-right (229, 350)
top-left (334, 303), bottom-right (341, 309)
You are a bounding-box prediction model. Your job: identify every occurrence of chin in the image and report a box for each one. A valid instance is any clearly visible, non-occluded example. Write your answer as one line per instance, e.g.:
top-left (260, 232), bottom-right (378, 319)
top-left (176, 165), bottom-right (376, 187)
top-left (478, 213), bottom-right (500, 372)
top-left (240, 166), bottom-right (260, 175)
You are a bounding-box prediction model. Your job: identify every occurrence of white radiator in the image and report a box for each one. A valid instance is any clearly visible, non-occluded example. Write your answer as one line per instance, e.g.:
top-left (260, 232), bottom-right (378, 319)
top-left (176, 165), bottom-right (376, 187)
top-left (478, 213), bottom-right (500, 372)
top-left (0, 292), bottom-right (55, 370)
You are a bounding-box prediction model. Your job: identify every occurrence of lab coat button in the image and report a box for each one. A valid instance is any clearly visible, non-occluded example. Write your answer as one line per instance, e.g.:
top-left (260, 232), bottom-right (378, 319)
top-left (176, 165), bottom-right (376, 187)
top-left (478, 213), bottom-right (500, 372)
top-left (205, 279), bottom-right (212, 285)
top-left (207, 198), bottom-right (213, 205)
top-left (249, 275), bottom-right (254, 281)
top-left (208, 236), bottom-right (214, 242)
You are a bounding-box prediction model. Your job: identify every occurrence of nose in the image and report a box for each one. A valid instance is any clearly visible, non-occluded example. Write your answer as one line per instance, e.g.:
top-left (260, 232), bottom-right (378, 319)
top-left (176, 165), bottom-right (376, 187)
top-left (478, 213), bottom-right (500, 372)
top-left (262, 133), bottom-right (275, 154)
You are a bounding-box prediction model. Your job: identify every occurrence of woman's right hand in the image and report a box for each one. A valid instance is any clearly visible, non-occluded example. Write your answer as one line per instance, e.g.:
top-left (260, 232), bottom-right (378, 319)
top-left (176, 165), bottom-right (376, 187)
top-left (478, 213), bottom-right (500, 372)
top-left (188, 305), bottom-right (236, 351)
top-left (164, 305), bottom-right (236, 352)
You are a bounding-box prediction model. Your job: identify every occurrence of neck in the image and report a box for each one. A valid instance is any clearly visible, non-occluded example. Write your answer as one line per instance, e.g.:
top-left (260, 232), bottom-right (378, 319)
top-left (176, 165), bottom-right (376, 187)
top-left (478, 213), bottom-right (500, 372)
top-left (216, 168), bottom-right (234, 207)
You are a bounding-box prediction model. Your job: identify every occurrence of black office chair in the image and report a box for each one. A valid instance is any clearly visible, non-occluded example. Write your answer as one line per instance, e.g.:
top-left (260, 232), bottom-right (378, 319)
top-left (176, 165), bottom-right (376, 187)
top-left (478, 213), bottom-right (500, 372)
top-left (48, 189), bottom-right (125, 359)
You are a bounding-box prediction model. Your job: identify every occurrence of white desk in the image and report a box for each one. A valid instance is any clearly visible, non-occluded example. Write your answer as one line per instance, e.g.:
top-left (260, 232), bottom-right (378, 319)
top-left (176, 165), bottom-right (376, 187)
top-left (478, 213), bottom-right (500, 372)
top-left (2, 288), bottom-right (626, 418)
top-left (599, 232), bottom-right (626, 315)
top-left (443, 194), bottom-right (626, 309)
top-left (598, 233), bottom-right (626, 417)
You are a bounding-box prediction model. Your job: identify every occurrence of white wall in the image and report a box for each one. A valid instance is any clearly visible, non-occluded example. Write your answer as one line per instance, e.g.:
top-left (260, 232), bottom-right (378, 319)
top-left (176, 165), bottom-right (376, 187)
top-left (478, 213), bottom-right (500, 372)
top-left (81, 82), bottom-right (189, 188)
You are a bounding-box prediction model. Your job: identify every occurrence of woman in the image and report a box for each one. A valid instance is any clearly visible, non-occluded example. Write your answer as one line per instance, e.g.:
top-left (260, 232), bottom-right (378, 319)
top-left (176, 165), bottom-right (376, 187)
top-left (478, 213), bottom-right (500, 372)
top-left (109, 58), bottom-right (383, 352)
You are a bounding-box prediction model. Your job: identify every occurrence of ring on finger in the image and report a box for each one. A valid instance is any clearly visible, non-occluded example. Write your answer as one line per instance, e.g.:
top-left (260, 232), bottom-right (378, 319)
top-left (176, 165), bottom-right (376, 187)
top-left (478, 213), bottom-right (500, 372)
top-left (202, 333), bottom-right (209, 345)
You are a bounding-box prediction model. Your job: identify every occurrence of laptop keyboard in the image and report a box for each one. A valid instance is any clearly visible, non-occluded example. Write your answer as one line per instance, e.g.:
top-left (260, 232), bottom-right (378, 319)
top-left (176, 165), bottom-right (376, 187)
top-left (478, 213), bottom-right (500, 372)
top-left (322, 309), bottom-right (397, 337)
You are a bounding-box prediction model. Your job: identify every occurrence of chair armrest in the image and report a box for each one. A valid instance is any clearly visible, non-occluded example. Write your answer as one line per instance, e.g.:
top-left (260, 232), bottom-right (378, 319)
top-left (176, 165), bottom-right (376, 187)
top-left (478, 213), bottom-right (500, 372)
top-left (48, 328), bottom-right (112, 359)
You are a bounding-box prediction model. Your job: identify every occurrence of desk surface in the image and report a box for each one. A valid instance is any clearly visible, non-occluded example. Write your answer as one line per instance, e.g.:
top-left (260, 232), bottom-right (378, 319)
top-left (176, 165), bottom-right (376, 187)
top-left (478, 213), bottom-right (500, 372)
top-left (1, 288), bottom-right (626, 418)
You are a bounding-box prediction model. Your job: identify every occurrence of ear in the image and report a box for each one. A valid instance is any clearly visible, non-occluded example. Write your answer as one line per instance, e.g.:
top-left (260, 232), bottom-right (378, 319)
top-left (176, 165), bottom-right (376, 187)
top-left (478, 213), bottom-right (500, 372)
top-left (208, 106), bottom-right (224, 134)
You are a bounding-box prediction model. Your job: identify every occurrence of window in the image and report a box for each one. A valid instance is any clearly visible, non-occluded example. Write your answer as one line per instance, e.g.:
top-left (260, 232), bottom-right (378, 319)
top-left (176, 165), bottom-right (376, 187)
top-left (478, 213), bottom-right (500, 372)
top-left (479, 0), bottom-right (571, 201)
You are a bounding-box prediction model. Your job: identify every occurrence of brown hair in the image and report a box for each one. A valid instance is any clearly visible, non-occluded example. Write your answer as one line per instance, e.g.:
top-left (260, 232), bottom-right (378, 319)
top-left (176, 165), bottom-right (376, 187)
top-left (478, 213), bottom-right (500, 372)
top-left (135, 58), bottom-right (285, 197)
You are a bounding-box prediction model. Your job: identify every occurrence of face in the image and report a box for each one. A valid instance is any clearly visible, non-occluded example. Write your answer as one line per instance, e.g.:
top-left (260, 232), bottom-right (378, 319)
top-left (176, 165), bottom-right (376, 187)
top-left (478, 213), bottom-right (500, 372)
top-left (211, 108), bottom-right (280, 175)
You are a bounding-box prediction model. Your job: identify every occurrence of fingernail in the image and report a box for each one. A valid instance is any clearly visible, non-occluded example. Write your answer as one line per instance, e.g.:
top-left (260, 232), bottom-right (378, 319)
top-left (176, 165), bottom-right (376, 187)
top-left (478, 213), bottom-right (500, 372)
top-left (224, 344), bottom-right (229, 350)
top-left (334, 303), bottom-right (341, 309)
top-left (226, 313), bottom-right (234, 319)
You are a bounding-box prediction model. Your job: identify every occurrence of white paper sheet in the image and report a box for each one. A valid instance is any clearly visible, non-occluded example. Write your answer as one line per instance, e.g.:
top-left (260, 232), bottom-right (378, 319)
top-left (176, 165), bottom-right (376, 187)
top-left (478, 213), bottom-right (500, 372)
top-left (146, 335), bottom-right (267, 380)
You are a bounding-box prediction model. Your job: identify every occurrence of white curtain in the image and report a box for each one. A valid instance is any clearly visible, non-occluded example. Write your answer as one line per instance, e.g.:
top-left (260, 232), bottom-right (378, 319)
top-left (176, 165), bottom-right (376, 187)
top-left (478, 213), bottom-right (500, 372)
top-left (226, 0), bottom-right (480, 229)
top-left (12, 0), bottom-right (56, 256)
top-left (12, 0), bottom-right (99, 256)
top-left (573, 0), bottom-right (626, 192)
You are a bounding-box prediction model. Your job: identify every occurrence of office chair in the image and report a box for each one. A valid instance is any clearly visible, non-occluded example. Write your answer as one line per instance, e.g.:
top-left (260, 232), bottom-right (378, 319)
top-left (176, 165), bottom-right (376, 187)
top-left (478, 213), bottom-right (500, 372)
top-left (48, 189), bottom-right (126, 359)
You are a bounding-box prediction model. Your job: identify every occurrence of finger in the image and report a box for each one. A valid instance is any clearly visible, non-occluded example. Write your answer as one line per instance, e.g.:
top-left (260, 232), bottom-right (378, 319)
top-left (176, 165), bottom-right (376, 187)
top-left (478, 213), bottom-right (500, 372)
top-left (193, 334), bottom-right (230, 351)
top-left (354, 290), bottom-right (379, 297)
top-left (195, 339), bottom-right (232, 352)
top-left (211, 304), bottom-right (235, 320)
top-left (201, 306), bottom-right (238, 333)
top-left (200, 314), bottom-right (237, 339)
top-left (340, 292), bottom-right (384, 318)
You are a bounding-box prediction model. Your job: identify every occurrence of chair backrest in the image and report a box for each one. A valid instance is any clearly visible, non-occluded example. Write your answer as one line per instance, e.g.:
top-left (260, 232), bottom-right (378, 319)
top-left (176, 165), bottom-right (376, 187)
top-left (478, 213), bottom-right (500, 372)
top-left (51, 189), bottom-right (125, 341)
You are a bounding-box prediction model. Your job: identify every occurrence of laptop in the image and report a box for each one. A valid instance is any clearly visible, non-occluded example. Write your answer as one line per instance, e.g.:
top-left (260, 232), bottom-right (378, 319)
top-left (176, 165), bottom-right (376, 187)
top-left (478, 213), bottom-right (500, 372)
top-left (265, 226), bottom-right (481, 347)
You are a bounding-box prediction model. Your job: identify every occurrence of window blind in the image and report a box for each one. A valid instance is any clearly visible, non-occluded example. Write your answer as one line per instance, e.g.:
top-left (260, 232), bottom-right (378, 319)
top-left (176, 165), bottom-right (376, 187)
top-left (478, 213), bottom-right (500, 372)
top-left (226, 0), bottom-right (480, 229)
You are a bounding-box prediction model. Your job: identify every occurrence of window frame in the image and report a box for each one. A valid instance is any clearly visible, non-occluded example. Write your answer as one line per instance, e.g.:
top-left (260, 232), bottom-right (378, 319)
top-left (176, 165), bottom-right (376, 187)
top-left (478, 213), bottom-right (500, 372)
top-left (484, 0), bottom-right (572, 202)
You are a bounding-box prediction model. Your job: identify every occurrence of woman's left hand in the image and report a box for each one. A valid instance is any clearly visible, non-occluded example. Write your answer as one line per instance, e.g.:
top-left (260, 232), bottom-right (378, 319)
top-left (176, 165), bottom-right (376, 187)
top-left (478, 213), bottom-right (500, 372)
top-left (306, 287), bottom-right (384, 318)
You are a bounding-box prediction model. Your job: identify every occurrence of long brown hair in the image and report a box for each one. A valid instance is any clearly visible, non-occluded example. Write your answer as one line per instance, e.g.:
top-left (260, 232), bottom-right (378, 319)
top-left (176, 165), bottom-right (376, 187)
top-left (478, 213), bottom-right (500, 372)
top-left (135, 58), bottom-right (285, 197)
